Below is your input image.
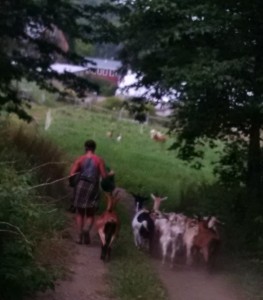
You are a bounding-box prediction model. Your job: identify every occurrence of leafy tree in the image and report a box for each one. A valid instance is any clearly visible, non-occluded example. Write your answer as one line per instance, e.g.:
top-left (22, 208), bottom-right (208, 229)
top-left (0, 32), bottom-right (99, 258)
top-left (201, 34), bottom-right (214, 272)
top-left (123, 97), bottom-right (151, 123)
top-left (74, 39), bottom-right (95, 57)
top-left (0, 0), bottom-right (117, 120)
top-left (118, 0), bottom-right (263, 219)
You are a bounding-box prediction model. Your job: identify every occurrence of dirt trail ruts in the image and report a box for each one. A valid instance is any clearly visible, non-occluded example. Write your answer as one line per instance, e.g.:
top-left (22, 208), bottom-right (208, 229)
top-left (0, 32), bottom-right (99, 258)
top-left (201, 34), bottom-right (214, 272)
top-left (119, 187), bottom-right (245, 300)
top-left (35, 214), bottom-right (113, 300)
top-left (154, 262), bottom-right (244, 300)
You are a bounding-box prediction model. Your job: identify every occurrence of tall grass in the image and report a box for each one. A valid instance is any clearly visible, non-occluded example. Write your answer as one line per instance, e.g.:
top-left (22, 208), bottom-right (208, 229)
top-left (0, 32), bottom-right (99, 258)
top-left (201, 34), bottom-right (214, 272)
top-left (3, 121), bottom-right (68, 198)
top-left (0, 120), bottom-right (69, 300)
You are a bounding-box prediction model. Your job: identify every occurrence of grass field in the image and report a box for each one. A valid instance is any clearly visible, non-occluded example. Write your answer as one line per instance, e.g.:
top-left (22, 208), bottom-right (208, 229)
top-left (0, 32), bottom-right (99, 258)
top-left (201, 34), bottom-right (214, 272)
top-left (33, 104), bottom-right (220, 211)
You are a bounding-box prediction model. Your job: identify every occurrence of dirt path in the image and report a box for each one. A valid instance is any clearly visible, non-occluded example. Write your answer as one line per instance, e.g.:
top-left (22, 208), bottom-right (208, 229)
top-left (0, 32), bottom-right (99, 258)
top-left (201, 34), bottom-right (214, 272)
top-left (119, 188), bottom-right (245, 300)
top-left (35, 188), bottom-right (244, 300)
top-left (35, 214), bottom-right (113, 300)
top-left (154, 261), bottom-right (244, 300)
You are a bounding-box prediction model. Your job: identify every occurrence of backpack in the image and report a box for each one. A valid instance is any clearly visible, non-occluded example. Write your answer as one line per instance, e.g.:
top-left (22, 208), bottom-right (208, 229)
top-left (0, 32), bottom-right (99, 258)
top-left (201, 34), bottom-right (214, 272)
top-left (80, 157), bottom-right (99, 182)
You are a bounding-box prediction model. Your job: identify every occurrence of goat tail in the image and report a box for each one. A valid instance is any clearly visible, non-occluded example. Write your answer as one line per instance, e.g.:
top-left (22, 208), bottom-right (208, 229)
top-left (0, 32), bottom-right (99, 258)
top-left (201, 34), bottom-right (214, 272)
top-left (101, 221), bottom-right (117, 262)
top-left (142, 220), bottom-right (148, 230)
top-left (104, 221), bottom-right (117, 247)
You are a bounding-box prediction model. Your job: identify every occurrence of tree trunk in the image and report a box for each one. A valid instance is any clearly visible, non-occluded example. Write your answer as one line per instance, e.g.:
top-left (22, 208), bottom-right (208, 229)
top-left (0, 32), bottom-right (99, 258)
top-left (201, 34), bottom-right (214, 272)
top-left (247, 121), bottom-right (261, 213)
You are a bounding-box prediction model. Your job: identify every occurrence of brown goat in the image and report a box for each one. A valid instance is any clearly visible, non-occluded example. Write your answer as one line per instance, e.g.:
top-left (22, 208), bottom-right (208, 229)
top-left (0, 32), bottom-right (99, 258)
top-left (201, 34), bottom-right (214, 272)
top-left (153, 133), bottom-right (167, 143)
top-left (192, 219), bottom-right (221, 270)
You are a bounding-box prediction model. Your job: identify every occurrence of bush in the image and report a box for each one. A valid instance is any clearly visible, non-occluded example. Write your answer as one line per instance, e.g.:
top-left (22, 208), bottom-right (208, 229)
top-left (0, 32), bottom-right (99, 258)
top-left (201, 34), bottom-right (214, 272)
top-left (0, 121), bottom-right (67, 300)
top-left (0, 166), bottom-right (66, 299)
top-left (89, 76), bottom-right (117, 97)
top-left (2, 123), bottom-right (67, 198)
top-left (101, 97), bottom-right (124, 110)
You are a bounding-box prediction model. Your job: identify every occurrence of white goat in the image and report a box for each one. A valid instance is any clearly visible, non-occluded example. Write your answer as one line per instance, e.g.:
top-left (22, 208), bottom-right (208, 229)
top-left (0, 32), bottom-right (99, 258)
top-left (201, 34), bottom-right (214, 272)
top-left (183, 217), bottom-right (199, 266)
top-left (155, 213), bottom-right (186, 268)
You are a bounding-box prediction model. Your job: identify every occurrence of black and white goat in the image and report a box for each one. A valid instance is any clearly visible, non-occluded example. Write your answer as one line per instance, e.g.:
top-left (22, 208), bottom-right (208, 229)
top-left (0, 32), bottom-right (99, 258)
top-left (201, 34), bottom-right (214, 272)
top-left (131, 194), bottom-right (155, 253)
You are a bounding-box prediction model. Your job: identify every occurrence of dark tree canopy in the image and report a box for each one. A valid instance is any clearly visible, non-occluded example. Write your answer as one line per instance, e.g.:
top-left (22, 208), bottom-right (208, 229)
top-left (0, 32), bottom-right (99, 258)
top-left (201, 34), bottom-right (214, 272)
top-left (0, 0), bottom-right (117, 120)
top-left (118, 0), bottom-right (263, 211)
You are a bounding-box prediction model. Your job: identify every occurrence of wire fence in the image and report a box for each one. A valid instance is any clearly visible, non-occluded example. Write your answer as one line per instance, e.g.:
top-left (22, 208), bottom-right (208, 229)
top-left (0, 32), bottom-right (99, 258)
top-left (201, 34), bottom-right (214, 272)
top-left (71, 101), bottom-right (171, 127)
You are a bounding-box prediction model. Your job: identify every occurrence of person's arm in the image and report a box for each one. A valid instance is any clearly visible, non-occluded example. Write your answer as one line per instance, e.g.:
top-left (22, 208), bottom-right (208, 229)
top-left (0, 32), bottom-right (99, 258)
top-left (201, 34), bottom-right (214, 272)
top-left (70, 156), bottom-right (82, 176)
top-left (99, 158), bottom-right (107, 179)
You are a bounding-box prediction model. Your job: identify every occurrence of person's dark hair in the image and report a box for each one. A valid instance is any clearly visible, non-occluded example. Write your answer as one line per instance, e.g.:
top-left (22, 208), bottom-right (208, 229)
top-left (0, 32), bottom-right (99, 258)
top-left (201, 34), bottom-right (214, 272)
top-left (84, 140), bottom-right (96, 152)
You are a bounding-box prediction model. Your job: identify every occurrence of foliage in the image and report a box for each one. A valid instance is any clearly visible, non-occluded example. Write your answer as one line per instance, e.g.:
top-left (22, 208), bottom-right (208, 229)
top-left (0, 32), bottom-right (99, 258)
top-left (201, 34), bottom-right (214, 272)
top-left (117, 0), bottom-right (263, 229)
top-left (2, 122), bottom-right (67, 197)
top-left (0, 120), bottom-right (68, 300)
top-left (123, 97), bottom-right (155, 123)
top-left (0, 167), bottom-right (65, 300)
top-left (17, 79), bottom-right (60, 107)
top-left (101, 96), bottom-right (124, 110)
top-left (89, 76), bottom-right (118, 96)
top-left (0, 0), bottom-right (117, 120)
top-left (74, 39), bottom-right (95, 57)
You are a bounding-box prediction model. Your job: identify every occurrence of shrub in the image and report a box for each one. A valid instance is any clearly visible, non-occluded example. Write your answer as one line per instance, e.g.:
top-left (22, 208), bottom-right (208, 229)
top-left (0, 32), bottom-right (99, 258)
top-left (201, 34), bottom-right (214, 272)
top-left (0, 167), bottom-right (65, 300)
top-left (0, 121), bottom-right (68, 300)
top-left (89, 76), bottom-right (117, 97)
top-left (101, 97), bottom-right (124, 110)
top-left (2, 122), bottom-right (67, 198)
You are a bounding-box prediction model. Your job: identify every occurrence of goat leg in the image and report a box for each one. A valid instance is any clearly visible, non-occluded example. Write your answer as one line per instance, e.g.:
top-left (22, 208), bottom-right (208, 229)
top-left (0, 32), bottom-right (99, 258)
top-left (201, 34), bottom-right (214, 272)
top-left (170, 242), bottom-right (176, 269)
top-left (98, 228), bottom-right (106, 246)
top-left (186, 245), bottom-right (193, 266)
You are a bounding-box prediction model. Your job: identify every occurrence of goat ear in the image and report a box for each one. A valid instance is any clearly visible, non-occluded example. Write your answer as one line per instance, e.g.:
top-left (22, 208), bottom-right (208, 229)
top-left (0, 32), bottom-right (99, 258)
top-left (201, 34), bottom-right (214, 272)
top-left (161, 197), bottom-right (167, 201)
top-left (151, 194), bottom-right (156, 200)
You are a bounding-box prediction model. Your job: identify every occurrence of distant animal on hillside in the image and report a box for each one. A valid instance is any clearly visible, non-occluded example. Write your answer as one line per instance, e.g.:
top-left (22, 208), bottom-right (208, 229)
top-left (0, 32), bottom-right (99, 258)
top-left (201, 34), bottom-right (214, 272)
top-left (106, 131), bottom-right (113, 138)
top-left (116, 134), bottom-right (122, 142)
top-left (150, 129), bottom-right (167, 143)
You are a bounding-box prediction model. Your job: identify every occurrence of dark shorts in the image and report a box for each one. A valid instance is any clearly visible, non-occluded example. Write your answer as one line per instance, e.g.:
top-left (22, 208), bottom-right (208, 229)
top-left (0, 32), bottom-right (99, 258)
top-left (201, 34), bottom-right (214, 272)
top-left (77, 207), bottom-right (96, 217)
top-left (74, 179), bottom-right (99, 209)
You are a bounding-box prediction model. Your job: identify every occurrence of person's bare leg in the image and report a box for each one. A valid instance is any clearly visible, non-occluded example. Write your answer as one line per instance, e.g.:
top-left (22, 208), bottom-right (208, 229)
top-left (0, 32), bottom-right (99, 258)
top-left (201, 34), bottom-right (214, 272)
top-left (83, 215), bottom-right (94, 244)
top-left (76, 211), bottom-right (84, 244)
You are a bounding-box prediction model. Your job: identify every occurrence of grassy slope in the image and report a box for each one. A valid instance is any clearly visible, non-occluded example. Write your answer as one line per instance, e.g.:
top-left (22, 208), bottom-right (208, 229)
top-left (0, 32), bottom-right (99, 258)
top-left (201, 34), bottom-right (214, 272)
top-left (36, 105), bottom-right (219, 209)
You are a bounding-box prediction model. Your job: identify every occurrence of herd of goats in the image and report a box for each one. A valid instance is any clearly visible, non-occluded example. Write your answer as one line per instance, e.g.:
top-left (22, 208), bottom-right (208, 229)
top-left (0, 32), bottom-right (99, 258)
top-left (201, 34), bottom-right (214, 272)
top-left (95, 192), bottom-right (222, 271)
top-left (92, 130), bottom-right (221, 267)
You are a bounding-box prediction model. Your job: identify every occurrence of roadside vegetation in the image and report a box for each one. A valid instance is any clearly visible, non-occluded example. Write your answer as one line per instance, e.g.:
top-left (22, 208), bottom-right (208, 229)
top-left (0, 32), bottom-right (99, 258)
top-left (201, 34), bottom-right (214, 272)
top-left (0, 120), bottom-right (69, 300)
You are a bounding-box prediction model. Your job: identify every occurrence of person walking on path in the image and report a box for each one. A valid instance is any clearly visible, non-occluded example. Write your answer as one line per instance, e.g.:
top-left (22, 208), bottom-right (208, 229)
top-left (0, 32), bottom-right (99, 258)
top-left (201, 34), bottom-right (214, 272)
top-left (69, 140), bottom-right (113, 244)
